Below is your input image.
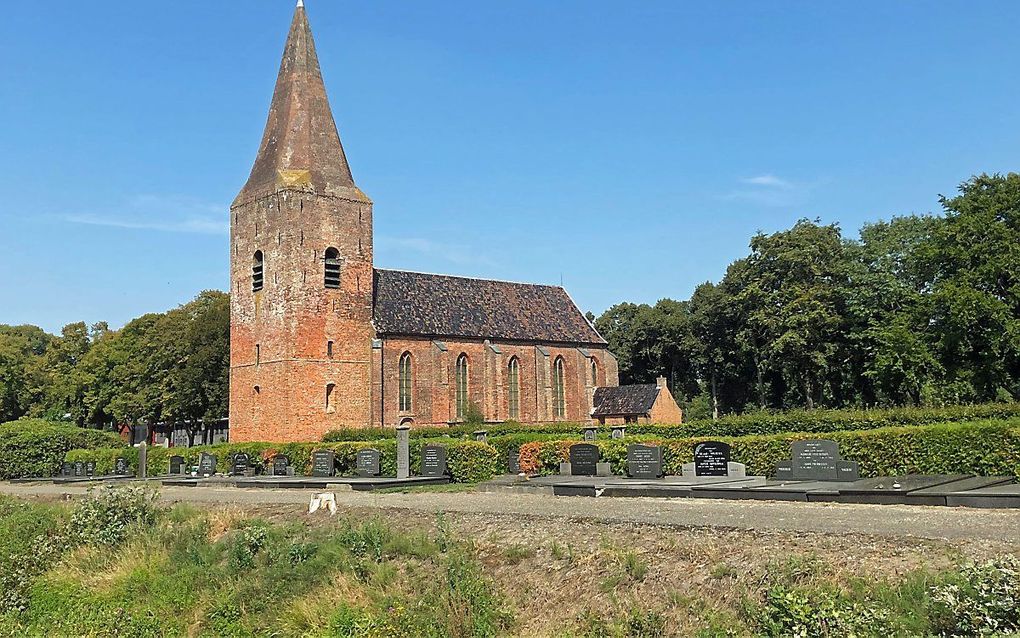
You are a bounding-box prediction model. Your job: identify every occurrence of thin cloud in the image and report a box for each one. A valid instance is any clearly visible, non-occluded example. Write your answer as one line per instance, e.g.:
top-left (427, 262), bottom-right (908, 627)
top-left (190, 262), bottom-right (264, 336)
top-left (722, 174), bottom-right (807, 207)
top-left (740, 174), bottom-right (793, 189)
top-left (61, 194), bottom-right (228, 235)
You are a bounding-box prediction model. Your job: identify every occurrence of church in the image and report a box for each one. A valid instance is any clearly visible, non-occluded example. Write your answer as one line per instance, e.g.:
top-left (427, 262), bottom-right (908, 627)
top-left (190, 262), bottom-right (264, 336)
top-left (228, 2), bottom-right (682, 442)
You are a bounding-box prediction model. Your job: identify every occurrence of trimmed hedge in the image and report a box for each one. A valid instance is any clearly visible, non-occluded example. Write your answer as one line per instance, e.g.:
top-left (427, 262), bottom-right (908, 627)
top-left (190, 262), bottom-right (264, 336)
top-left (321, 403), bottom-right (1020, 443)
top-left (65, 438), bottom-right (500, 483)
top-left (0, 419), bottom-right (125, 479)
top-left (518, 418), bottom-right (1020, 479)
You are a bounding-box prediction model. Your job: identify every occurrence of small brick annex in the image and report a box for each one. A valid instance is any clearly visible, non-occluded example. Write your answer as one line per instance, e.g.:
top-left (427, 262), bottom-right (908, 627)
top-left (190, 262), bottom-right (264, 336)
top-left (228, 3), bottom-right (678, 442)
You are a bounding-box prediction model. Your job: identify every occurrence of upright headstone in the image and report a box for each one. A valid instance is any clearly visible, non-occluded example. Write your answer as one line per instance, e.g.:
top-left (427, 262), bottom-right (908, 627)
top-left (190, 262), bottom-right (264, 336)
top-left (231, 452), bottom-right (251, 476)
top-left (198, 453), bottom-right (217, 476)
top-left (581, 426), bottom-right (598, 442)
top-left (113, 457), bottom-right (130, 476)
top-left (693, 441), bottom-right (730, 477)
top-left (169, 455), bottom-right (185, 475)
top-left (84, 460), bottom-right (96, 477)
top-left (61, 462), bottom-right (73, 477)
top-left (310, 450), bottom-right (335, 477)
top-left (569, 443), bottom-right (599, 476)
top-left (396, 425), bottom-right (410, 479)
top-left (627, 444), bottom-right (663, 479)
top-left (507, 447), bottom-right (521, 474)
top-left (272, 454), bottom-right (290, 477)
top-left (473, 430), bottom-right (488, 443)
top-left (73, 461), bottom-right (84, 477)
top-left (355, 448), bottom-right (381, 477)
top-left (138, 442), bottom-right (148, 479)
top-left (421, 445), bottom-right (447, 477)
top-left (611, 425), bottom-right (627, 440)
top-left (774, 440), bottom-right (859, 481)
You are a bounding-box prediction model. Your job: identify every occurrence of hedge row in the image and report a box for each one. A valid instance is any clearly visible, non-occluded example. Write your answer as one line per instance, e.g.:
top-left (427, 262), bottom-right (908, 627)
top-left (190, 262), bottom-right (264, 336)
top-left (0, 419), bottom-right (125, 480)
top-left (64, 438), bottom-right (500, 483)
top-left (517, 418), bottom-right (1020, 479)
top-left (321, 402), bottom-right (1020, 443)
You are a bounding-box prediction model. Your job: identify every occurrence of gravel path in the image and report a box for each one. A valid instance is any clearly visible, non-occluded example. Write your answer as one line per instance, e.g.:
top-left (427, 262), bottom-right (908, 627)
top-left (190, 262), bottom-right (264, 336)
top-left (3, 480), bottom-right (1019, 543)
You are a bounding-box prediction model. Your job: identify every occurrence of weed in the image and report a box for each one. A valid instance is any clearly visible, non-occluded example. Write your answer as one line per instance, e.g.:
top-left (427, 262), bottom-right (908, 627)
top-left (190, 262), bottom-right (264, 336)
top-left (623, 551), bottom-right (648, 581)
top-left (503, 544), bottom-right (535, 565)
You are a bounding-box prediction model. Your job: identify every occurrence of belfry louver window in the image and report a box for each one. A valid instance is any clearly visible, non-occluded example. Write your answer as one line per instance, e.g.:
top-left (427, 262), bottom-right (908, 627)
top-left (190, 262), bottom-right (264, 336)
top-left (252, 251), bottom-right (264, 292)
top-left (324, 247), bottom-right (341, 288)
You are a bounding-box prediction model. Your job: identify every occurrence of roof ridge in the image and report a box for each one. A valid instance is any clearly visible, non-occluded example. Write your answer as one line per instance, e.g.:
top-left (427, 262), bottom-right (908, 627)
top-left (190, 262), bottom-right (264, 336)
top-left (375, 267), bottom-right (565, 290)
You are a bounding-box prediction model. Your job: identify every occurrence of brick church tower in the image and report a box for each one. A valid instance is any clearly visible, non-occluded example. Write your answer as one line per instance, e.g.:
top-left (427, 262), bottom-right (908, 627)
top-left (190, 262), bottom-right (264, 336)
top-left (228, 1), bottom-right (374, 442)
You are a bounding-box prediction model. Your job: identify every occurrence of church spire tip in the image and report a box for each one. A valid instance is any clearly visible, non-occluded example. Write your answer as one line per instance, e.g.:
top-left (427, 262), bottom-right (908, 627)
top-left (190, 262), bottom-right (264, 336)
top-left (296, 0), bottom-right (304, 7)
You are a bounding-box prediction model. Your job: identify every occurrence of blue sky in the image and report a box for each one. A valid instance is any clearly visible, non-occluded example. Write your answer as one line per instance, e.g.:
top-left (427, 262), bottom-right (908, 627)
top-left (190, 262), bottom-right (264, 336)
top-left (2, 1), bottom-right (1018, 334)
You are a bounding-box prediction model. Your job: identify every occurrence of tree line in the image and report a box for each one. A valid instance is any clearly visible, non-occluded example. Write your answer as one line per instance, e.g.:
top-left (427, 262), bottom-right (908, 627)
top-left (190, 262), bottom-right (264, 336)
top-left (1, 174), bottom-right (1017, 427)
top-left (593, 173), bottom-right (1020, 418)
top-left (0, 291), bottom-right (228, 436)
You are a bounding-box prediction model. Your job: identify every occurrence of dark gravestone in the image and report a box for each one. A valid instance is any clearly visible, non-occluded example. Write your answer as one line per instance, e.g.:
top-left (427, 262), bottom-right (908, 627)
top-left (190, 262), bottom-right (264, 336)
top-left (627, 444), bottom-right (663, 479)
top-left (694, 441), bottom-right (730, 477)
top-left (169, 455), bottom-right (185, 475)
top-left (356, 448), bottom-right (381, 478)
top-left (272, 454), bottom-right (290, 477)
top-left (198, 453), bottom-right (217, 476)
top-left (507, 447), bottom-right (521, 474)
top-left (73, 461), bottom-right (85, 477)
top-left (61, 462), bottom-right (73, 477)
top-left (569, 443), bottom-right (599, 476)
top-left (113, 457), bottom-right (130, 476)
top-left (84, 461), bottom-right (96, 477)
top-left (311, 450), bottom-right (335, 477)
top-left (231, 453), bottom-right (251, 476)
top-left (776, 440), bottom-right (859, 481)
top-left (421, 445), bottom-right (448, 478)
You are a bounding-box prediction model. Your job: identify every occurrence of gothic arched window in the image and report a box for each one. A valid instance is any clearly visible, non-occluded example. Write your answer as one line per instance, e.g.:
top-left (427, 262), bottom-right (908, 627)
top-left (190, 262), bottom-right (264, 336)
top-left (399, 352), bottom-right (413, 412)
top-left (507, 357), bottom-right (520, 419)
top-left (252, 251), bottom-right (264, 292)
top-left (590, 358), bottom-right (598, 386)
top-left (324, 247), bottom-right (341, 289)
top-left (455, 354), bottom-right (469, 419)
top-left (553, 356), bottom-right (566, 418)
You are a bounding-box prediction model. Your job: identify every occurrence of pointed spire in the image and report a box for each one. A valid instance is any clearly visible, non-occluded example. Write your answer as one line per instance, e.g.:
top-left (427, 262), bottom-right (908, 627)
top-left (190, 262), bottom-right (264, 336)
top-left (235, 2), bottom-right (368, 205)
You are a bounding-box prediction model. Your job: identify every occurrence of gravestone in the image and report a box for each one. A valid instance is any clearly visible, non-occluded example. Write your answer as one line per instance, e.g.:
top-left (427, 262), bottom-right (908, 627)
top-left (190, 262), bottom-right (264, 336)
top-left (611, 425), bottom-right (627, 440)
top-left (694, 441), bottom-right (730, 477)
top-left (507, 447), bottom-right (521, 474)
top-left (271, 454), bottom-right (290, 477)
top-left (396, 426), bottom-right (410, 479)
top-left (137, 441), bottom-right (148, 479)
top-left (310, 450), bottom-right (335, 477)
top-left (198, 453), bottom-right (217, 476)
top-left (774, 440), bottom-right (859, 481)
top-left (355, 448), bottom-right (381, 478)
top-left (569, 443), bottom-right (599, 476)
top-left (421, 445), bottom-right (447, 478)
top-left (473, 430), bottom-right (488, 443)
top-left (113, 457), bottom-right (130, 476)
top-left (84, 460), bottom-right (96, 477)
top-left (231, 453), bottom-right (251, 476)
top-left (168, 455), bottom-right (185, 475)
top-left (61, 462), bottom-right (73, 477)
top-left (73, 461), bottom-right (84, 477)
top-left (627, 444), bottom-right (663, 479)
top-left (581, 426), bottom-right (598, 442)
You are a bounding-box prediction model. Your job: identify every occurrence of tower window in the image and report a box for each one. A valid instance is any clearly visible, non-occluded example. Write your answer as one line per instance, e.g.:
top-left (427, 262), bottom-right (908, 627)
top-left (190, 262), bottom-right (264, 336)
top-left (455, 354), bottom-right (469, 419)
top-left (327, 340), bottom-right (334, 358)
top-left (252, 251), bottom-right (264, 292)
top-left (507, 357), bottom-right (520, 419)
top-left (553, 356), bottom-right (566, 418)
top-left (325, 383), bottom-right (336, 413)
top-left (399, 352), bottom-right (412, 412)
top-left (256, 344), bottom-right (260, 366)
top-left (324, 247), bottom-right (341, 288)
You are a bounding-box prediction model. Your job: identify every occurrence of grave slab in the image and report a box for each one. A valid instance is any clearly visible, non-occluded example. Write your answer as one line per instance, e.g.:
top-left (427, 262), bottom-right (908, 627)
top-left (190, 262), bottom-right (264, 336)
top-left (945, 482), bottom-right (1020, 509)
top-left (904, 476), bottom-right (1015, 506)
top-left (833, 474), bottom-right (970, 504)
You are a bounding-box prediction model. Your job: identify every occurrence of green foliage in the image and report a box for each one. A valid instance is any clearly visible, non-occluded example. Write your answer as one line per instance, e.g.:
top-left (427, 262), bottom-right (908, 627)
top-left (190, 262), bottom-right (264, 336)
top-left (68, 485), bottom-right (159, 546)
top-left (0, 418), bottom-right (123, 479)
top-left (0, 496), bottom-right (68, 613)
top-left (928, 555), bottom-right (1020, 636)
top-left (754, 585), bottom-right (892, 637)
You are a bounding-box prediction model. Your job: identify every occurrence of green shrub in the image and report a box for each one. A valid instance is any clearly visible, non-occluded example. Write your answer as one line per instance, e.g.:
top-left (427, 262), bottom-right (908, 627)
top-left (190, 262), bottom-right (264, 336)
top-left (754, 585), bottom-right (892, 637)
top-left (0, 419), bottom-right (124, 479)
top-left (68, 485), bottom-right (160, 546)
top-left (929, 555), bottom-right (1020, 636)
top-left (0, 496), bottom-right (68, 612)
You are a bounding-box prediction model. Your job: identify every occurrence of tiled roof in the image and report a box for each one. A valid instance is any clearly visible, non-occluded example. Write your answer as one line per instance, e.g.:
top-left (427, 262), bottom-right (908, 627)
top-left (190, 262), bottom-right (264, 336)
top-left (592, 384), bottom-right (659, 417)
top-left (373, 269), bottom-right (606, 345)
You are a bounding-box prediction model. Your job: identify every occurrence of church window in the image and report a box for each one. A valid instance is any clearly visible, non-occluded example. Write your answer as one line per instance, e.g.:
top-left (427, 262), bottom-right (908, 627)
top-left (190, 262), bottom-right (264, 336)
top-left (327, 340), bottom-right (334, 358)
top-left (256, 344), bottom-right (260, 366)
top-left (591, 359), bottom-right (598, 386)
top-left (325, 383), bottom-right (336, 413)
top-left (252, 251), bottom-right (264, 292)
top-left (324, 247), bottom-right (341, 288)
top-left (553, 357), bottom-right (566, 418)
top-left (399, 352), bottom-right (412, 412)
top-left (507, 357), bottom-right (520, 419)
top-left (455, 354), bottom-right (469, 419)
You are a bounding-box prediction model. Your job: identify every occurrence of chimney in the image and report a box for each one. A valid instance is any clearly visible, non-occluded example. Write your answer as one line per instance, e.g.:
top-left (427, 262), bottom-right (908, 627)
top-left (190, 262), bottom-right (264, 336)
top-left (656, 376), bottom-right (667, 389)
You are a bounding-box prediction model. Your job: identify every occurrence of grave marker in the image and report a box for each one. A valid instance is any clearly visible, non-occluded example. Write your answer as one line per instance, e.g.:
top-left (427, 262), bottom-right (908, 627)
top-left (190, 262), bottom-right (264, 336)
top-left (61, 462), bottom-right (73, 477)
top-left (169, 455), bottom-right (185, 475)
top-left (421, 445), bottom-right (447, 477)
top-left (774, 440), bottom-right (859, 481)
top-left (272, 454), bottom-right (290, 477)
top-left (355, 448), bottom-right (381, 477)
top-left (198, 453), bottom-right (217, 476)
top-left (73, 461), bottom-right (85, 477)
top-left (113, 457), bottom-right (130, 476)
top-left (611, 425), bottom-right (627, 440)
top-left (84, 460), bottom-right (96, 477)
top-left (310, 450), bottom-right (335, 477)
top-left (231, 452), bottom-right (251, 476)
top-left (694, 441), bottom-right (730, 477)
top-left (627, 444), bottom-right (663, 479)
top-left (581, 426), bottom-right (597, 442)
top-left (569, 443), bottom-right (599, 476)
top-left (507, 447), bottom-right (521, 474)
top-left (396, 426), bottom-right (410, 479)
